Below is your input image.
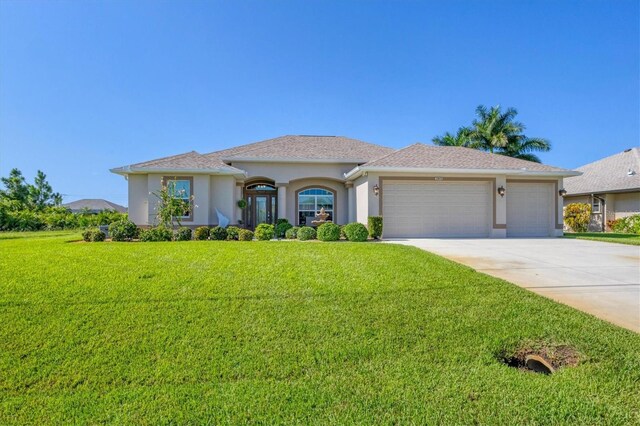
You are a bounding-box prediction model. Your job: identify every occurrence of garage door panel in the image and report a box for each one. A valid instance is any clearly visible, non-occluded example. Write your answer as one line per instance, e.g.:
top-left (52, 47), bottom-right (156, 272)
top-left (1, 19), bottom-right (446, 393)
top-left (383, 181), bottom-right (492, 238)
top-left (506, 182), bottom-right (552, 237)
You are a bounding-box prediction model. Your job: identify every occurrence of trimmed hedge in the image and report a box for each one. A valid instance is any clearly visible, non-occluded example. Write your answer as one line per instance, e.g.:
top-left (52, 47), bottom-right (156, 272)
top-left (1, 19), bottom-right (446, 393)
top-left (210, 226), bottom-right (228, 241)
top-left (297, 226), bottom-right (316, 241)
top-left (368, 216), bottom-right (383, 239)
top-left (194, 226), bottom-right (210, 240)
top-left (175, 227), bottom-right (192, 241)
top-left (109, 220), bottom-right (138, 242)
top-left (285, 226), bottom-right (299, 239)
top-left (317, 222), bottom-right (340, 241)
top-left (343, 222), bottom-right (368, 242)
top-left (238, 229), bottom-right (254, 241)
top-left (226, 226), bottom-right (241, 240)
top-left (140, 226), bottom-right (173, 242)
top-left (612, 214), bottom-right (640, 234)
top-left (82, 228), bottom-right (105, 242)
top-left (255, 223), bottom-right (275, 241)
top-left (275, 221), bottom-right (293, 239)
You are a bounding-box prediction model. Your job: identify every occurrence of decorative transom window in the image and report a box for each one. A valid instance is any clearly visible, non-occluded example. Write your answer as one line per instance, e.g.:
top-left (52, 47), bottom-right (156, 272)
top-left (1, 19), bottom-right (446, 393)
top-left (165, 178), bottom-right (192, 218)
top-left (298, 188), bottom-right (334, 225)
top-left (246, 183), bottom-right (276, 191)
top-left (592, 197), bottom-right (601, 214)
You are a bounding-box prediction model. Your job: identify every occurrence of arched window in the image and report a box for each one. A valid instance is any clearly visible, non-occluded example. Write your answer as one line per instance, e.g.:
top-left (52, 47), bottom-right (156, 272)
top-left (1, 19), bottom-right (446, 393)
top-left (297, 188), bottom-right (334, 225)
top-left (246, 183), bottom-right (276, 191)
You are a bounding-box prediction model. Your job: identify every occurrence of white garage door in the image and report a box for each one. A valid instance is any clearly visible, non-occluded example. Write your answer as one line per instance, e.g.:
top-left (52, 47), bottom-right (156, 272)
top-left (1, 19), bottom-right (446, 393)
top-left (383, 180), bottom-right (492, 238)
top-left (506, 182), bottom-right (553, 237)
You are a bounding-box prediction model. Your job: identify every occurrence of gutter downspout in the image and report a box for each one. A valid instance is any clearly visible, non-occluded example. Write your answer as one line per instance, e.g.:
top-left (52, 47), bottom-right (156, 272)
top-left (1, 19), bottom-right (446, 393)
top-left (592, 194), bottom-right (606, 232)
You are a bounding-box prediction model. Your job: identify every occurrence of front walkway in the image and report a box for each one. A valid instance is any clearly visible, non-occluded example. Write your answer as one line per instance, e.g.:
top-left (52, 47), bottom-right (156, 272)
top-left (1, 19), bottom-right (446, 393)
top-left (386, 238), bottom-right (640, 333)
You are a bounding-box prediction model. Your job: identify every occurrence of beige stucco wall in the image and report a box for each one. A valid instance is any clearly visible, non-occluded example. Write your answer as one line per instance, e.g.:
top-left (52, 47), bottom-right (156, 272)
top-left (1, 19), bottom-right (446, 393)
top-left (231, 162), bottom-right (355, 183)
top-left (127, 174), bottom-right (148, 225)
top-left (210, 175), bottom-right (235, 226)
top-left (614, 192), bottom-right (640, 218)
top-left (355, 175), bottom-right (369, 224)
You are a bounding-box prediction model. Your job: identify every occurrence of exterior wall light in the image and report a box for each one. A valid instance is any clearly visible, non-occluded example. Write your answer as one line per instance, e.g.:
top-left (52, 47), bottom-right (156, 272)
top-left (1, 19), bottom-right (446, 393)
top-left (558, 188), bottom-right (567, 197)
top-left (373, 184), bottom-right (380, 196)
top-left (497, 186), bottom-right (506, 197)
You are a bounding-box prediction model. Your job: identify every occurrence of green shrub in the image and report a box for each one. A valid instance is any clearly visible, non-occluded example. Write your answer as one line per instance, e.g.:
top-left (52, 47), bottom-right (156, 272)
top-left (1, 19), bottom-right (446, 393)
top-left (275, 218), bottom-right (289, 226)
top-left (194, 226), bottom-right (210, 240)
top-left (175, 227), bottom-right (192, 241)
top-left (238, 229), bottom-right (254, 241)
top-left (297, 226), bottom-right (316, 241)
top-left (109, 219), bottom-right (138, 241)
top-left (226, 226), bottom-right (240, 240)
top-left (339, 224), bottom-right (346, 240)
top-left (612, 214), bottom-right (640, 234)
top-left (210, 226), bottom-right (228, 241)
top-left (285, 226), bottom-right (299, 239)
top-left (255, 223), bottom-right (275, 241)
top-left (368, 216), bottom-right (383, 239)
top-left (140, 226), bottom-right (173, 242)
top-left (317, 222), bottom-right (340, 241)
top-left (82, 228), bottom-right (105, 242)
top-left (343, 222), bottom-right (368, 242)
top-left (564, 203), bottom-right (591, 233)
top-left (275, 221), bottom-right (293, 238)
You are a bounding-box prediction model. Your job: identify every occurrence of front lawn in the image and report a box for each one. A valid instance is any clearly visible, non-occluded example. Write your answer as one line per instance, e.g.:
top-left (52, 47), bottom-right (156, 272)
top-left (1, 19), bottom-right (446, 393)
top-left (563, 232), bottom-right (640, 246)
top-left (1, 232), bottom-right (639, 424)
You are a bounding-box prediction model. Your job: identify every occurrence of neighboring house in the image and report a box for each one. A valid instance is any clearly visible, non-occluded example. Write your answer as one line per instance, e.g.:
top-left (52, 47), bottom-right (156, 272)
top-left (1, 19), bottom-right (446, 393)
top-left (110, 135), bottom-right (579, 238)
top-left (63, 199), bottom-right (127, 214)
top-left (563, 147), bottom-right (640, 231)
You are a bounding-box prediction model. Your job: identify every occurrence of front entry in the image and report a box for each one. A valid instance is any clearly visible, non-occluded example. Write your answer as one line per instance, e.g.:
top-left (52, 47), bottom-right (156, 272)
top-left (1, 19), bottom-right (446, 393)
top-left (244, 183), bottom-right (277, 229)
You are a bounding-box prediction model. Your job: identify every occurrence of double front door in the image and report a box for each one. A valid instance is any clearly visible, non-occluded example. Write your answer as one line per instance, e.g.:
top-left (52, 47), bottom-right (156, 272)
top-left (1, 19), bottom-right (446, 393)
top-left (245, 193), bottom-right (277, 229)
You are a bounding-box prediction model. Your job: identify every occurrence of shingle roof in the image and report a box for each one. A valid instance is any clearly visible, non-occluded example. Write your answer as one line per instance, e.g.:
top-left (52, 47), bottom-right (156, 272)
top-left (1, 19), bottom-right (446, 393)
top-left (564, 147), bottom-right (640, 195)
top-left (204, 135), bottom-right (394, 162)
top-left (361, 143), bottom-right (571, 172)
top-left (63, 199), bottom-right (127, 212)
top-left (112, 151), bottom-right (244, 173)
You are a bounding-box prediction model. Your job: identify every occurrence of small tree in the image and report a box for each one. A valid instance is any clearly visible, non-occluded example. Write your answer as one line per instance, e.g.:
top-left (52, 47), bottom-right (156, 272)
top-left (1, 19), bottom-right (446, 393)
top-left (564, 203), bottom-right (591, 232)
top-left (152, 179), bottom-right (194, 227)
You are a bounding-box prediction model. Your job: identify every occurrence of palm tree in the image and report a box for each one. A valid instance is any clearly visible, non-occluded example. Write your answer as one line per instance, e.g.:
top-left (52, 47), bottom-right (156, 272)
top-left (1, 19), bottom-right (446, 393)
top-left (498, 135), bottom-right (551, 163)
top-left (433, 105), bottom-right (551, 163)
top-left (432, 126), bottom-right (477, 147)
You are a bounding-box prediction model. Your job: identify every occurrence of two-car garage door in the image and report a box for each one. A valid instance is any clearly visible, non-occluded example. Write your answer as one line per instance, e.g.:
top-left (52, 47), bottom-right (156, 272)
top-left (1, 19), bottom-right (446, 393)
top-left (382, 179), bottom-right (554, 238)
top-left (383, 180), bottom-right (492, 238)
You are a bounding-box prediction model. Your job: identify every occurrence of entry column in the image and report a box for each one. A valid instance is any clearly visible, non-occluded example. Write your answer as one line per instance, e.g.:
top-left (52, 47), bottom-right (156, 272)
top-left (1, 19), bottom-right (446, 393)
top-left (276, 183), bottom-right (289, 223)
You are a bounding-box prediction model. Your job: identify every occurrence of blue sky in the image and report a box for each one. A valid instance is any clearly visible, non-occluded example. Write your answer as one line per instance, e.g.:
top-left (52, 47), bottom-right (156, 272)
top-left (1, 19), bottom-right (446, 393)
top-left (1, 0), bottom-right (638, 206)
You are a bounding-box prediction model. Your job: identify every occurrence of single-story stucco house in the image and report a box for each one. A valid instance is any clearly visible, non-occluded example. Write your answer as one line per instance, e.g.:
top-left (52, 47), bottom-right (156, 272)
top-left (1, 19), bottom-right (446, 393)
top-left (563, 147), bottom-right (640, 231)
top-left (62, 198), bottom-right (127, 214)
top-left (110, 135), bottom-right (580, 238)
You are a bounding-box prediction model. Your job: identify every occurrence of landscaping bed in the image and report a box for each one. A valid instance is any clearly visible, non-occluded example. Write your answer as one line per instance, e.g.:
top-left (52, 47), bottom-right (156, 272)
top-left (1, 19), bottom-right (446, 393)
top-left (1, 232), bottom-right (639, 424)
top-left (563, 232), bottom-right (640, 246)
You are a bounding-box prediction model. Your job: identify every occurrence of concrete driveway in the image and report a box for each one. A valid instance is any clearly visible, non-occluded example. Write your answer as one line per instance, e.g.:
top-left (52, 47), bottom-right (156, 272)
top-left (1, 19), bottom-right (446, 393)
top-left (386, 238), bottom-right (640, 332)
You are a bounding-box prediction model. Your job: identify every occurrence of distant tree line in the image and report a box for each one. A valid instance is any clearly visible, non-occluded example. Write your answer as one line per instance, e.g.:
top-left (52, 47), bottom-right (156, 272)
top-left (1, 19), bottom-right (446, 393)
top-left (0, 168), bottom-right (126, 231)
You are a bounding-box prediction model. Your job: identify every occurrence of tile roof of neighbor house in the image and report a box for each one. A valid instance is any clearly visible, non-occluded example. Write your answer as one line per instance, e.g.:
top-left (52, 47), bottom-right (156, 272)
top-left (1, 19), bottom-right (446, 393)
top-left (359, 143), bottom-right (572, 173)
top-left (63, 199), bottom-right (127, 213)
top-left (564, 147), bottom-right (640, 195)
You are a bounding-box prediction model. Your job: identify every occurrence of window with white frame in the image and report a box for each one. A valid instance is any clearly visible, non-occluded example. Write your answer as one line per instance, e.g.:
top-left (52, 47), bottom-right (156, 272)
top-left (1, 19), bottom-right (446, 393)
top-left (298, 188), bottom-right (334, 225)
top-left (591, 197), bottom-right (601, 214)
top-left (165, 178), bottom-right (192, 218)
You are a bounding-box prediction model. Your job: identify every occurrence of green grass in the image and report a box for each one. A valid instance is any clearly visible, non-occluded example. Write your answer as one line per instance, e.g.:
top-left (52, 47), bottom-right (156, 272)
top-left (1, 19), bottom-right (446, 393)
top-left (563, 232), bottom-right (640, 246)
top-left (1, 232), bottom-right (639, 424)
